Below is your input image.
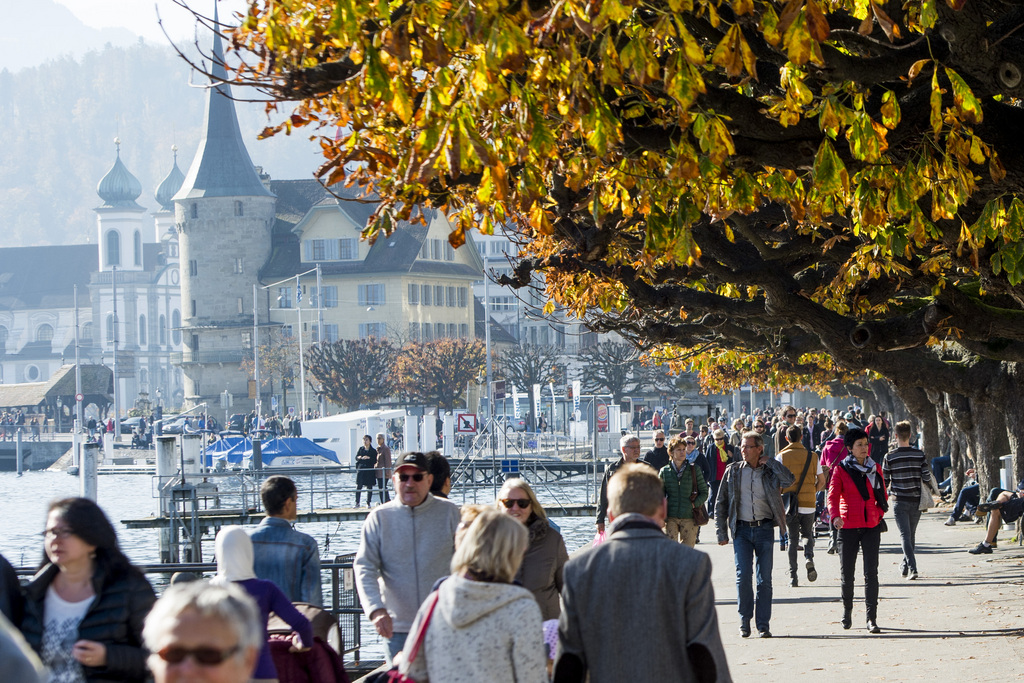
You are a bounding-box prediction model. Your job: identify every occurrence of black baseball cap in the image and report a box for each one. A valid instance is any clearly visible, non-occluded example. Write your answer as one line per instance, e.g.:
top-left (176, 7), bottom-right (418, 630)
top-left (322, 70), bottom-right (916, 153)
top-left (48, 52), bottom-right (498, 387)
top-left (395, 452), bottom-right (429, 472)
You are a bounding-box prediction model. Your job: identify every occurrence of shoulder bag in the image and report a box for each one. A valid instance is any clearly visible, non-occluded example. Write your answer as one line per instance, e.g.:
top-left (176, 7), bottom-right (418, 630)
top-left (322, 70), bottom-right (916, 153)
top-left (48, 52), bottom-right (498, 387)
top-left (366, 592), bottom-right (440, 683)
top-left (688, 464), bottom-right (710, 526)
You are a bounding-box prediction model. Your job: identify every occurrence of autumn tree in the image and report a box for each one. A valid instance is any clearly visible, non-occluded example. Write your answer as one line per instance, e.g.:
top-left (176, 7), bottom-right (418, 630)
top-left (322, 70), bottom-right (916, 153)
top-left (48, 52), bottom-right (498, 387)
top-left (304, 338), bottom-right (398, 411)
top-left (240, 328), bottom-right (297, 412)
top-left (210, 0), bottom-right (1024, 491)
top-left (497, 343), bottom-right (563, 393)
top-left (394, 338), bottom-right (486, 409)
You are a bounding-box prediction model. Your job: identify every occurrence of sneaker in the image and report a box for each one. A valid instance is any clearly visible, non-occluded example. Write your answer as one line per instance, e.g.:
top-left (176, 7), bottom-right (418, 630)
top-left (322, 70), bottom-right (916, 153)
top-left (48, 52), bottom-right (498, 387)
top-left (978, 501), bottom-right (1003, 513)
top-left (944, 516), bottom-right (957, 526)
top-left (908, 570), bottom-right (919, 580)
top-left (900, 564), bottom-right (908, 577)
top-left (806, 561), bottom-right (817, 582)
top-left (827, 545), bottom-right (837, 555)
top-left (758, 630), bottom-right (773, 638)
top-left (969, 542), bottom-right (993, 554)
top-left (790, 576), bottom-right (798, 587)
top-left (740, 622), bottom-right (751, 638)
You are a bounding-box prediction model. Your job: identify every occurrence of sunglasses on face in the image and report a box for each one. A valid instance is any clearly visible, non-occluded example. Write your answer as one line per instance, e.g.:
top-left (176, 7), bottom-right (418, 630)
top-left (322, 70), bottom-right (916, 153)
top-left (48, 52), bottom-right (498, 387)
top-left (41, 527), bottom-right (75, 540)
top-left (655, 438), bottom-right (665, 442)
top-left (786, 413), bottom-right (797, 418)
top-left (156, 645), bottom-right (240, 666)
top-left (398, 473), bottom-right (425, 482)
top-left (500, 498), bottom-right (531, 509)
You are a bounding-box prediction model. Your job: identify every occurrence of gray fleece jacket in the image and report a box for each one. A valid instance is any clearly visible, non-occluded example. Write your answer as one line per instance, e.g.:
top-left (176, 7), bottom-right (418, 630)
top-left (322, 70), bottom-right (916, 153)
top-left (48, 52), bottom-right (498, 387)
top-left (353, 493), bottom-right (460, 632)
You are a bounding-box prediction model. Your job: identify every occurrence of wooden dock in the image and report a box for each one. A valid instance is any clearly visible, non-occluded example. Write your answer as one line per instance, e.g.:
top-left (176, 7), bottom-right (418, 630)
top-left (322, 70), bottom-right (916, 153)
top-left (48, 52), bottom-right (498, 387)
top-left (122, 503), bottom-right (597, 529)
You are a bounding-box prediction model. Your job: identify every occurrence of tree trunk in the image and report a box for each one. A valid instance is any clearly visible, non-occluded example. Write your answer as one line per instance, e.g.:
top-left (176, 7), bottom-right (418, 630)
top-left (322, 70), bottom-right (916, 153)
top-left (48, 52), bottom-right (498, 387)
top-left (895, 384), bottom-right (939, 461)
top-left (1001, 364), bottom-right (1024, 488)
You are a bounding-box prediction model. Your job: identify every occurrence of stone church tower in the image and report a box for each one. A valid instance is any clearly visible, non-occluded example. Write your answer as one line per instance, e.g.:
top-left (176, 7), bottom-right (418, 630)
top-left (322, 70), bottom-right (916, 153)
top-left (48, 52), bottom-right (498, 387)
top-left (172, 13), bottom-right (275, 411)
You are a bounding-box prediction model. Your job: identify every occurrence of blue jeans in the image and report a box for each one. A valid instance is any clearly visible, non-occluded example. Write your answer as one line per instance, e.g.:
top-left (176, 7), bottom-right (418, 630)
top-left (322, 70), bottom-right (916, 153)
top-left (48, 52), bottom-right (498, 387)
top-left (931, 455), bottom-right (951, 484)
top-left (733, 523), bottom-right (775, 631)
top-left (952, 484), bottom-right (980, 518)
top-left (386, 632), bottom-right (409, 664)
top-left (892, 500), bottom-right (922, 573)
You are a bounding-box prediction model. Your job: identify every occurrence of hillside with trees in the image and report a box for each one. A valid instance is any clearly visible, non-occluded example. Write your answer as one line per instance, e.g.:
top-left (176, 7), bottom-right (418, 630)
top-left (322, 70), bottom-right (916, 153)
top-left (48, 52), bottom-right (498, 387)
top-left (0, 39), bottom-right (320, 247)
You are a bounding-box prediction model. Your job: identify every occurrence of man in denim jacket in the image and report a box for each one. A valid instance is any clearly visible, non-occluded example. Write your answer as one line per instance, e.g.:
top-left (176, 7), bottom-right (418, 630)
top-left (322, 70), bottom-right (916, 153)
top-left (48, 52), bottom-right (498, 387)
top-left (251, 476), bottom-right (323, 606)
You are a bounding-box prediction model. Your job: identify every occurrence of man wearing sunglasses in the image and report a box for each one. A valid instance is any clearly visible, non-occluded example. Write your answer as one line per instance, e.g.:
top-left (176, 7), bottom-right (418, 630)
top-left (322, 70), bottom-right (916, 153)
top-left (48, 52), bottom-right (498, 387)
top-left (354, 451), bottom-right (460, 663)
top-left (642, 431), bottom-right (670, 471)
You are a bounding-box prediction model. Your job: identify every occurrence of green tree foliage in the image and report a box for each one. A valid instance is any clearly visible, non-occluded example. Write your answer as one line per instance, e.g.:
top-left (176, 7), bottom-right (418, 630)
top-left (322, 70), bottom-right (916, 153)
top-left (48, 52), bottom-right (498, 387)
top-left (395, 338), bottom-right (486, 409)
top-left (304, 337), bottom-right (398, 411)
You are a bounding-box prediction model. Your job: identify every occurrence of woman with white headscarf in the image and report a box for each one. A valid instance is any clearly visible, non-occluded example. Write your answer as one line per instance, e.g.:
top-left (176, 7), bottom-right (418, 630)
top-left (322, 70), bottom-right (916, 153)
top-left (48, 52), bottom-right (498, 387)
top-left (212, 526), bottom-right (313, 683)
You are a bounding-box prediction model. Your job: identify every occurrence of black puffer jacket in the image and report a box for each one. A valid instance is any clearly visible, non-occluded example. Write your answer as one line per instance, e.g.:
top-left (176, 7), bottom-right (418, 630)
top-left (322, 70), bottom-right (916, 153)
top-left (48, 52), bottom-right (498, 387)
top-left (21, 562), bottom-right (156, 682)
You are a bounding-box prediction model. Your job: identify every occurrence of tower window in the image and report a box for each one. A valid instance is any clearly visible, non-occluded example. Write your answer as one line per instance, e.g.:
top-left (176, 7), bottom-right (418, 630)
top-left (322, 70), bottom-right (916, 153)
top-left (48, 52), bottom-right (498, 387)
top-left (191, 203), bottom-right (198, 219)
top-left (106, 231), bottom-right (120, 267)
top-left (138, 315), bottom-right (147, 346)
top-left (191, 300), bottom-right (197, 316)
top-left (189, 260), bottom-right (198, 276)
top-left (234, 200), bottom-right (244, 216)
top-left (134, 231), bottom-right (142, 266)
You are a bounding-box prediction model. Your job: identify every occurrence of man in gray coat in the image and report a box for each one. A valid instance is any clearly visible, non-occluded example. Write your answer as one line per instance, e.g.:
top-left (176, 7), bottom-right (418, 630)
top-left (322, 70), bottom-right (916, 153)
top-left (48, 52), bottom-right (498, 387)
top-left (554, 463), bottom-right (731, 683)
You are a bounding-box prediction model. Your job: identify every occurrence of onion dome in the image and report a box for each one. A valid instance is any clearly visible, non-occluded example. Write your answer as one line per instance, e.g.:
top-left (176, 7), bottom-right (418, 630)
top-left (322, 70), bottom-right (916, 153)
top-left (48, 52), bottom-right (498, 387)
top-left (97, 138), bottom-right (143, 209)
top-left (155, 146), bottom-right (185, 211)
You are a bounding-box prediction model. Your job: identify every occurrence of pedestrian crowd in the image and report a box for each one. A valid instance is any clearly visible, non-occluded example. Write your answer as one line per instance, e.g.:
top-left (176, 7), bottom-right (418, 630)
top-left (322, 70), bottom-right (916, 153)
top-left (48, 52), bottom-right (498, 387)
top-left (0, 403), bottom-right (1018, 682)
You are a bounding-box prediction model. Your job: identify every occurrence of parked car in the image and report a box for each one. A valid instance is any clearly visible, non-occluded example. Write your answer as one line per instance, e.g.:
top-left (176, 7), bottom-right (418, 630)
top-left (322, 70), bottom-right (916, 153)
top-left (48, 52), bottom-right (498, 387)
top-left (160, 416), bottom-right (190, 434)
top-left (495, 415), bottom-right (527, 432)
top-left (119, 416), bottom-right (146, 431)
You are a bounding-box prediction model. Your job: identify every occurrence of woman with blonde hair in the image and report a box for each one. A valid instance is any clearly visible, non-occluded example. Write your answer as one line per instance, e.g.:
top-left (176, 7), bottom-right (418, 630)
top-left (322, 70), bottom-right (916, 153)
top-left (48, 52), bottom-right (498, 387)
top-left (397, 509), bottom-right (547, 683)
top-left (495, 478), bottom-right (569, 620)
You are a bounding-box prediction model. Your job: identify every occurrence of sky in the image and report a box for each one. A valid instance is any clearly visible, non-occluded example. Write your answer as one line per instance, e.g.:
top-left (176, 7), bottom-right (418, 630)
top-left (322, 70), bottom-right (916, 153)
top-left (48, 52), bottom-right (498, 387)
top-left (54, 0), bottom-right (251, 43)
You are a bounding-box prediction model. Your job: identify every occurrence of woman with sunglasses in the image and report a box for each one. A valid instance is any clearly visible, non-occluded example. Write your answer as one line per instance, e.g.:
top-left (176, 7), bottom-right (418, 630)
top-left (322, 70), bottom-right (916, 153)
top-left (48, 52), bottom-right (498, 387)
top-left (144, 581), bottom-right (261, 683)
top-left (20, 498), bottom-right (156, 682)
top-left (495, 479), bottom-right (568, 620)
top-left (211, 527), bottom-right (312, 683)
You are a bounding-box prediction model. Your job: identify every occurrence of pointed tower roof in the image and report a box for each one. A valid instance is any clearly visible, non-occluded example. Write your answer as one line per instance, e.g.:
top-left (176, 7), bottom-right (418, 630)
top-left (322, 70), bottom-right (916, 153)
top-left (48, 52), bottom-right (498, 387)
top-left (173, 7), bottom-right (272, 200)
top-left (155, 145), bottom-right (185, 211)
top-left (97, 139), bottom-right (144, 209)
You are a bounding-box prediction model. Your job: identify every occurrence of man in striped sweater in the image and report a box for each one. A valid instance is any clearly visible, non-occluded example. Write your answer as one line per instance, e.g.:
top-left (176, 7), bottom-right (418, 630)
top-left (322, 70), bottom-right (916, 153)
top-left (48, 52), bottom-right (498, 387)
top-left (881, 421), bottom-right (936, 580)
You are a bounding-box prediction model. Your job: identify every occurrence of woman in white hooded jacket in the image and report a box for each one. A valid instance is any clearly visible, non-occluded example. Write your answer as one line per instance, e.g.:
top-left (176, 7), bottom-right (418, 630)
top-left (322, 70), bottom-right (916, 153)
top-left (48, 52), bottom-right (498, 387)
top-left (398, 508), bottom-right (547, 683)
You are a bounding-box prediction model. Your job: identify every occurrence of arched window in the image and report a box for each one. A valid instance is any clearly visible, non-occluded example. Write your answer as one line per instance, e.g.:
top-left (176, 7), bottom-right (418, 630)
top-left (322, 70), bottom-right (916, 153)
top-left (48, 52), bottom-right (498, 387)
top-left (171, 310), bottom-right (181, 345)
top-left (159, 315), bottom-right (166, 345)
top-left (0, 326), bottom-right (7, 353)
top-left (81, 322), bottom-right (93, 341)
top-left (134, 231), bottom-right (142, 266)
top-left (138, 315), bottom-right (147, 346)
top-left (106, 231), bottom-right (120, 267)
top-left (36, 324), bottom-right (53, 343)
top-left (106, 314), bottom-right (114, 343)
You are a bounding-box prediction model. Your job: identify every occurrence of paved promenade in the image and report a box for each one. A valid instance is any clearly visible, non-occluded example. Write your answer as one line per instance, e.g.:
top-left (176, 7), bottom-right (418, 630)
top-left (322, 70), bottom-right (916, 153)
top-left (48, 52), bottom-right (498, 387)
top-left (701, 509), bottom-right (1024, 680)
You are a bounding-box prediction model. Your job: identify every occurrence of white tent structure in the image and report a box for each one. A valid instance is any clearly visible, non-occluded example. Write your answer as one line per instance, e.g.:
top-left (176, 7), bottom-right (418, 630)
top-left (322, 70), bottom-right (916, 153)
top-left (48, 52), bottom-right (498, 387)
top-left (300, 408), bottom-right (408, 465)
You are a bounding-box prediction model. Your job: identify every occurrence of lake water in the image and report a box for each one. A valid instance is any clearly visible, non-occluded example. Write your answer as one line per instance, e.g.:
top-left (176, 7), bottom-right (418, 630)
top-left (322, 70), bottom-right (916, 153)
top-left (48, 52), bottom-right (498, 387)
top-left (0, 470), bottom-right (601, 660)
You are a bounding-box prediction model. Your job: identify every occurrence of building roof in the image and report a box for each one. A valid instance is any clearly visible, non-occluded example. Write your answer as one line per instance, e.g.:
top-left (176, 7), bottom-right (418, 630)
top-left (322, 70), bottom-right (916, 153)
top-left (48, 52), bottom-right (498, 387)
top-left (155, 149), bottom-right (185, 211)
top-left (172, 10), bottom-right (272, 201)
top-left (96, 146), bottom-right (144, 210)
top-left (0, 245), bottom-right (95, 309)
top-left (260, 183), bottom-right (483, 281)
top-left (0, 364), bottom-right (112, 408)
top-left (474, 297), bottom-right (518, 344)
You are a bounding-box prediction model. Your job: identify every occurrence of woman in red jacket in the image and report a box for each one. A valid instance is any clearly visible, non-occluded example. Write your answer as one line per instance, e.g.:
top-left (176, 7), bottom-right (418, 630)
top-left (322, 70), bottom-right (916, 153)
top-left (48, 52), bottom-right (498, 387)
top-left (827, 427), bottom-right (888, 634)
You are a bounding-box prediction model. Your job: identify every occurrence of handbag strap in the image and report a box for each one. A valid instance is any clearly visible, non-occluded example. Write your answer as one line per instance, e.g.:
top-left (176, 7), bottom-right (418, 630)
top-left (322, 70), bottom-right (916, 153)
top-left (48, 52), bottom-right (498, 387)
top-left (794, 451), bottom-right (813, 494)
top-left (404, 591), bottom-right (440, 664)
top-left (688, 463), bottom-right (700, 502)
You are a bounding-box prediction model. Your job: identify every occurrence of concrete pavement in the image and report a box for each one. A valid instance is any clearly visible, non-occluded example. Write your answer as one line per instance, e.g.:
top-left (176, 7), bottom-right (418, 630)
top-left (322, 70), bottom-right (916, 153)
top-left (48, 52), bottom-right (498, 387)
top-left (702, 508), bottom-right (1024, 681)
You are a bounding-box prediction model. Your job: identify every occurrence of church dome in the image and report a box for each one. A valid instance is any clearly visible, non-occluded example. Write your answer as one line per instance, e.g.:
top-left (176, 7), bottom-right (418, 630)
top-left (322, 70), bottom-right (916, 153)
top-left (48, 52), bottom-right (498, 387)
top-left (155, 146), bottom-right (185, 211)
top-left (97, 140), bottom-right (143, 209)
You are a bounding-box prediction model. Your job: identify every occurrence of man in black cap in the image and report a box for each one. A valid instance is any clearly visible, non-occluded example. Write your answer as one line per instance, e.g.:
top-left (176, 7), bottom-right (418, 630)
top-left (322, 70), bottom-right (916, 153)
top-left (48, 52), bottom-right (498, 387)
top-left (353, 452), bottom-right (460, 663)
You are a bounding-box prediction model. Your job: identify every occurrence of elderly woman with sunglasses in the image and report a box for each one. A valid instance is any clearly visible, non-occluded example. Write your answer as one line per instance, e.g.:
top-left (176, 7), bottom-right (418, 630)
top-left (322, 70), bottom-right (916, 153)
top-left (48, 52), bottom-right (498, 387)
top-left (20, 498), bottom-right (156, 683)
top-left (495, 479), bottom-right (569, 620)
